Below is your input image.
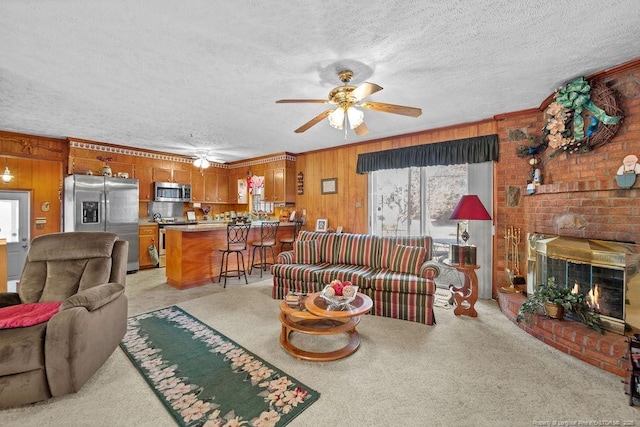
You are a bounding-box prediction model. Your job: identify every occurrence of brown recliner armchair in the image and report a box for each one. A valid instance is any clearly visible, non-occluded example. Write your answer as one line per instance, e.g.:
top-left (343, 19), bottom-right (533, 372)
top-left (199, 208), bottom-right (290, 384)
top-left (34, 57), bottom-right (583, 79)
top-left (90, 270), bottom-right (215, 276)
top-left (0, 232), bottom-right (128, 408)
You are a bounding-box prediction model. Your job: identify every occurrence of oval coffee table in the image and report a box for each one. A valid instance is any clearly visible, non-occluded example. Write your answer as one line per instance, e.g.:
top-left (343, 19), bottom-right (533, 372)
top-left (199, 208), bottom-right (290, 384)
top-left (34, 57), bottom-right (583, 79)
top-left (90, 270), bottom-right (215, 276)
top-left (279, 291), bottom-right (373, 361)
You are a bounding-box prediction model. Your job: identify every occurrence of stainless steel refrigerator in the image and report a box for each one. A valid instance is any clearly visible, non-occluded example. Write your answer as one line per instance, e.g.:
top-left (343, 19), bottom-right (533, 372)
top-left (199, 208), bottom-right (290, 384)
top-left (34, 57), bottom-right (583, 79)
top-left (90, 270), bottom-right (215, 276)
top-left (64, 175), bottom-right (139, 272)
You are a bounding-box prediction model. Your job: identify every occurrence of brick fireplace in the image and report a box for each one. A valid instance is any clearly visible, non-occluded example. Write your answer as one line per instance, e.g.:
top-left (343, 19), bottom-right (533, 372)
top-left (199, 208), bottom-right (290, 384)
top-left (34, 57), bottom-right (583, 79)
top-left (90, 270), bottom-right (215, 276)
top-left (529, 234), bottom-right (640, 334)
top-left (493, 63), bottom-right (640, 377)
top-left (499, 292), bottom-right (629, 377)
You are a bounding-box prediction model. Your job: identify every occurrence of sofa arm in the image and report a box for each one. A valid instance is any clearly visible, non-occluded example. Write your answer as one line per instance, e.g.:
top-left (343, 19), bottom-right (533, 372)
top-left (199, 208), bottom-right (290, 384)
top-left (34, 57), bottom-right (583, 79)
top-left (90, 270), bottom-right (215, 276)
top-left (60, 283), bottom-right (125, 312)
top-left (419, 260), bottom-right (441, 280)
top-left (276, 250), bottom-right (294, 264)
top-left (0, 292), bottom-right (21, 308)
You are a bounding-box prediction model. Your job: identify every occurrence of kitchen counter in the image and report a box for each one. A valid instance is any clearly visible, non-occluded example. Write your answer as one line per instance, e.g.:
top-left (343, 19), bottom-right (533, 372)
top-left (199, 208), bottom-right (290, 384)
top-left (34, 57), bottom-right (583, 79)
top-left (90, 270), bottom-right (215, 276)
top-left (164, 221), bottom-right (297, 232)
top-left (164, 222), bottom-right (298, 289)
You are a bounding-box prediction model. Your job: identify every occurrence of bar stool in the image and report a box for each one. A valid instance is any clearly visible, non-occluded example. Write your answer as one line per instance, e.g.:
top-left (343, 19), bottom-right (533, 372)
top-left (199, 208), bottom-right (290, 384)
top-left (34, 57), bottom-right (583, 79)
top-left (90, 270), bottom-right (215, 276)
top-left (250, 221), bottom-right (279, 277)
top-left (279, 219), bottom-right (304, 252)
top-left (216, 223), bottom-right (251, 287)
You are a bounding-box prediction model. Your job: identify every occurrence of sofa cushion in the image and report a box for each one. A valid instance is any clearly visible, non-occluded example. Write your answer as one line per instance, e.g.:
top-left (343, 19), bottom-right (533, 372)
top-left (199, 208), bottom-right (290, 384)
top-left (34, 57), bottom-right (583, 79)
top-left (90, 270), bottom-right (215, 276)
top-left (333, 233), bottom-right (378, 267)
top-left (271, 262), bottom-right (331, 282)
top-left (379, 236), bottom-right (432, 269)
top-left (370, 269), bottom-right (436, 295)
top-left (316, 264), bottom-right (378, 288)
top-left (297, 231), bottom-right (337, 263)
top-left (0, 322), bottom-right (48, 375)
top-left (293, 240), bottom-right (321, 264)
top-left (387, 245), bottom-right (427, 275)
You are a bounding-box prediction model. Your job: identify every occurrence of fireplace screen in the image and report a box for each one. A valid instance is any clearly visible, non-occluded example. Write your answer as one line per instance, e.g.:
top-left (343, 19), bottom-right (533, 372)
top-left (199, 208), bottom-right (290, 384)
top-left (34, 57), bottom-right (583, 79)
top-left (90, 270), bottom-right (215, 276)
top-left (536, 257), bottom-right (625, 322)
top-left (532, 234), bottom-right (640, 334)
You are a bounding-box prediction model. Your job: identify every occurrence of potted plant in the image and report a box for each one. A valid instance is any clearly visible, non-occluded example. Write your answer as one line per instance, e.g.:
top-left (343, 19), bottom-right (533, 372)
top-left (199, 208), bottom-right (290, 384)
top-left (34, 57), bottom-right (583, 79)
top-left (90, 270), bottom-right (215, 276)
top-left (517, 277), bottom-right (603, 333)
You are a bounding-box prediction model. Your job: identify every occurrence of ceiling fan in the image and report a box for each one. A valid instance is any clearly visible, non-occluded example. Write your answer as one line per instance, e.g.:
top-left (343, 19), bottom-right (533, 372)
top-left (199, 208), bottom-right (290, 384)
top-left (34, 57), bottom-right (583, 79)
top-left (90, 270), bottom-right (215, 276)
top-left (276, 69), bottom-right (422, 136)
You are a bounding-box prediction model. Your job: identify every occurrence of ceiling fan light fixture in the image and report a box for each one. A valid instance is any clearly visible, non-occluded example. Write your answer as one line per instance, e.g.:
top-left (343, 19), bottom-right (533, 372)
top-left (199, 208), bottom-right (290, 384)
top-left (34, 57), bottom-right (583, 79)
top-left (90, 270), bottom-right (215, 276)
top-left (328, 107), bottom-right (345, 130)
top-left (346, 106), bottom-right (364, 129)
top-left (193, 157), bottom-right (210, 169)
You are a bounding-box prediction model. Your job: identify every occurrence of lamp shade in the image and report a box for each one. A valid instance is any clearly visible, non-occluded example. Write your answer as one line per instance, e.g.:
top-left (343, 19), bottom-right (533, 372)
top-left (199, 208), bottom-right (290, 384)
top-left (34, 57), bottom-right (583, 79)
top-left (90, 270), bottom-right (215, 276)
top-left (328, 108), bottom-right (345, 129)
top-left (450, 195), bottom-right (491, 220)
top-left (193, 157), bottom-right (210, 169)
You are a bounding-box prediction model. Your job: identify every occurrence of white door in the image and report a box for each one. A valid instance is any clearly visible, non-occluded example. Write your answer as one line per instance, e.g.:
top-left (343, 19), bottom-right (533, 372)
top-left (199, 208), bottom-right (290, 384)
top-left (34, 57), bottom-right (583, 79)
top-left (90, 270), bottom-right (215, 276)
top-left (0, 191), bottom-right (30, 288)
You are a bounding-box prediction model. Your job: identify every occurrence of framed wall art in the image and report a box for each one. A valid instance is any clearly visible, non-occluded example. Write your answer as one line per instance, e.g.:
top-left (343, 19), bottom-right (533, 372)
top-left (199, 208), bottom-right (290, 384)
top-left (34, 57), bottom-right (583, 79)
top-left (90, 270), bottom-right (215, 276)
top-left (321, 178), bottom-right (337, 194)
top-left (315, 218), bottom-right (328, 232)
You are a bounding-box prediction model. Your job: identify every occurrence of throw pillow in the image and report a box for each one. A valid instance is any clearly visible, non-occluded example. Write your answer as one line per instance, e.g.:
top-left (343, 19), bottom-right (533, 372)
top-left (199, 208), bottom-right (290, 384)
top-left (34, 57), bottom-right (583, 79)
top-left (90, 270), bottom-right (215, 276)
top-left (388, 244), bottom-right (427, 275)
top-left (293, 240), bottom-right (320, 264)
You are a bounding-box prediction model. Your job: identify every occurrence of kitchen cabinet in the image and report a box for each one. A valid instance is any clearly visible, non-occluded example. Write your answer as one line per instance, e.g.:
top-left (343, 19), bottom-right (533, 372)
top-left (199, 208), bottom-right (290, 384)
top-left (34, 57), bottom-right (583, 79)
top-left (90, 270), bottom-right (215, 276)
top-left (135, 165), bottom-right (154, 201)
top-left (152, 167), bottom-right (172, 182)
top-left (173, 169), bottom-right (191, 184)
top-left (264, 166), bottom-right (296, 204)
top-left (191, 171), bottom-right (205, 202)
top-left (138, 223), bottom-right (159, 269)
top-left (152, 167), bottom-right (191, 184)
top-left (204, 170), bottom-right (229, 203)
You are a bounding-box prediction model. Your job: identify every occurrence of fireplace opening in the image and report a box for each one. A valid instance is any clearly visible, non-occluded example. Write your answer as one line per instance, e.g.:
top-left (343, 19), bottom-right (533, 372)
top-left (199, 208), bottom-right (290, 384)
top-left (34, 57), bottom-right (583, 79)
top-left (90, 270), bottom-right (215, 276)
top-left (530, 234), bottom-right (640, 334)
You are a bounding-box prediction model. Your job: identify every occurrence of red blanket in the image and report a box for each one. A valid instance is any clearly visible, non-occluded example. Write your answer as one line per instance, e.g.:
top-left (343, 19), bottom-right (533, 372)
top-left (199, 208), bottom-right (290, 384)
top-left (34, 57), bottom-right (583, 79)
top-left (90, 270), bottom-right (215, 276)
top-left (0, 301), bottom-right (62, 328)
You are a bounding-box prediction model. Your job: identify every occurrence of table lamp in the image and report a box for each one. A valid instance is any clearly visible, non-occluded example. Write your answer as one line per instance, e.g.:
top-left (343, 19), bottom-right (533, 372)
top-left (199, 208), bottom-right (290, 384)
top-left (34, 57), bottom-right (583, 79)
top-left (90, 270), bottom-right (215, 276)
top-left (449, 195), bottom-right (492, 265)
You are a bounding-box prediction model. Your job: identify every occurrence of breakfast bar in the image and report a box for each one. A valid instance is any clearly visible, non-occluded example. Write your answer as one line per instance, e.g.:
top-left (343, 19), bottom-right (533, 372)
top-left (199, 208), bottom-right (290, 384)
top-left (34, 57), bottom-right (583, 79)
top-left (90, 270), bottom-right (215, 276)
top-left (164, 222), bottom-right (297, 289)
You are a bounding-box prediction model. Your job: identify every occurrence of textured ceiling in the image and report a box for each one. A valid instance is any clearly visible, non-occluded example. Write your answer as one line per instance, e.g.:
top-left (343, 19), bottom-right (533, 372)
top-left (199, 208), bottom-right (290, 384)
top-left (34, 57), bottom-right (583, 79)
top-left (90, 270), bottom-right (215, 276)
top-left (1, 1), bottom-right (639, 163)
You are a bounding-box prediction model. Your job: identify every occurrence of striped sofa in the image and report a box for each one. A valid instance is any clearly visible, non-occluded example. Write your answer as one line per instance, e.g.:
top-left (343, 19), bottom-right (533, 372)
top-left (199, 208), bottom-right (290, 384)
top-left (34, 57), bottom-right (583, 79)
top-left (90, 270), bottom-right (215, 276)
top-left (271, 231), bottom-right (440, 325)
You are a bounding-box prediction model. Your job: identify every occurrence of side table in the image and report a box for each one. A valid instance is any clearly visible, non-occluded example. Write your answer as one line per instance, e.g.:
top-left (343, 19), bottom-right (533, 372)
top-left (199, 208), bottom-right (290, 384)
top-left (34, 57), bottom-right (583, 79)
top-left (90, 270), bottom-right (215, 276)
top-left (449, 264), bottom-right (480, 317)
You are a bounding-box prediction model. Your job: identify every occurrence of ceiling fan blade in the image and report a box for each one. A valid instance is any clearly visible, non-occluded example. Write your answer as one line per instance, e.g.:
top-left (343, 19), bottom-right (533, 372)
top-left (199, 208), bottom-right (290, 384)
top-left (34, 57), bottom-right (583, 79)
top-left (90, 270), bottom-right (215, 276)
top-left (353, 121), bottom-right (369, 136)
top-left (276, 99), bottom-right (328, 104)
top-left (360, 101), bottom-right (422, 117)
top-left (351, 82), bottom-right (383, 101)
top-left (294, 109), bottom-right (333, 133)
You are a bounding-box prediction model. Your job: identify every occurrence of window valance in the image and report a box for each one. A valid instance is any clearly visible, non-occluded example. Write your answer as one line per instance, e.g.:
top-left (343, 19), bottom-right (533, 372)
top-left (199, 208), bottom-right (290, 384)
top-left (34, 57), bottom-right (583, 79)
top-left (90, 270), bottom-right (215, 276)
top-left (356, 134), bottom-right (499, 174)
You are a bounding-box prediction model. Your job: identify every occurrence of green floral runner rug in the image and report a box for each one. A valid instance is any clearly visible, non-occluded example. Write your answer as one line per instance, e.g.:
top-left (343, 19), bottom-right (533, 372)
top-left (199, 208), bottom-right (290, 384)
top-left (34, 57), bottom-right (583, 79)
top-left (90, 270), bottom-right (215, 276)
top-left (120, 306), bottom-right (320, 427)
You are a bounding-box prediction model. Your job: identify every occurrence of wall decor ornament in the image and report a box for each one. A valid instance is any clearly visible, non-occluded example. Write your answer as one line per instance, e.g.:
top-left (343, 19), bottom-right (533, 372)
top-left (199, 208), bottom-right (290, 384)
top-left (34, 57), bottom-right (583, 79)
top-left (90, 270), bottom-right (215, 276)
top-left (544, 77), bottom-right (623, 156)
top-left (616, 154), bottom-right (640, 189)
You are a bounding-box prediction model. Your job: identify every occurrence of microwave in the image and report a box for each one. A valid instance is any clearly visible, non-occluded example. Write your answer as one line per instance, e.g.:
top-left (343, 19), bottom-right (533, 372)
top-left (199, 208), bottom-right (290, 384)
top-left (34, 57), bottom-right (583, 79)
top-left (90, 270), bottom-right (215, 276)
top-left (154, 182), bottom-right (192, 202)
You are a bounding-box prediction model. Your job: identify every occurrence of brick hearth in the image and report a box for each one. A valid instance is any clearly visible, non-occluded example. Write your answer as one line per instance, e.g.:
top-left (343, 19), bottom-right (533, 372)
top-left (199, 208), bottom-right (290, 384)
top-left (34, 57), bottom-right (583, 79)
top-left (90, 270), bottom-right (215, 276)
top-left (498, 292), bottom-right (629, 378)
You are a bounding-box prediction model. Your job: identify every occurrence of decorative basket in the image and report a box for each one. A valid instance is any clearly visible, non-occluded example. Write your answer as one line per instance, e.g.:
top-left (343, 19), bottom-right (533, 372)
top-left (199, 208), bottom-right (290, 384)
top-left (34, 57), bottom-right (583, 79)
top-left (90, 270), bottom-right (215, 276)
top-left (320, 285), bottom-right (358, 310)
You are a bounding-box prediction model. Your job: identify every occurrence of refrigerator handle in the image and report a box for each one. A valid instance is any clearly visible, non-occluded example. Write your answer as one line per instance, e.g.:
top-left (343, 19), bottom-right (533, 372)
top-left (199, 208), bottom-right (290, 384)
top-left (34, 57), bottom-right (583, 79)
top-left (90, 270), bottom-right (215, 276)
top-left (101, 190), bottom-right (107, 227)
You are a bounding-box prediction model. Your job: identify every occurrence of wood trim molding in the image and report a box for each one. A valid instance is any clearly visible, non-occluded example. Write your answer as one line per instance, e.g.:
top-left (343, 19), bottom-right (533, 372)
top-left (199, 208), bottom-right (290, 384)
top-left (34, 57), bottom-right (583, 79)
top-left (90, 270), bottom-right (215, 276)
top-left (69, 139), bottom-right (296, 171)
top-left (536, 57), bottom-right (640, 111)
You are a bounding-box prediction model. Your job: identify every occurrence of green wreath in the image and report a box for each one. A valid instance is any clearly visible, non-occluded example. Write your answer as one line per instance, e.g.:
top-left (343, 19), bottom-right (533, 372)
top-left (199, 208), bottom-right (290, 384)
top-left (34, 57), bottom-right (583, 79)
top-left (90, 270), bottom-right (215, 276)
top-left (543, 77), bottom-right (623, 156)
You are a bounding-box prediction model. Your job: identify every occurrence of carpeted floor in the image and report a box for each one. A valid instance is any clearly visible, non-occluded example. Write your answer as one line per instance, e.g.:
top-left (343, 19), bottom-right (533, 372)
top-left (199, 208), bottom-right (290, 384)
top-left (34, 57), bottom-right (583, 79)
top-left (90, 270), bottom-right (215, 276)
top-left (1, 268), bottom-right (637, 426)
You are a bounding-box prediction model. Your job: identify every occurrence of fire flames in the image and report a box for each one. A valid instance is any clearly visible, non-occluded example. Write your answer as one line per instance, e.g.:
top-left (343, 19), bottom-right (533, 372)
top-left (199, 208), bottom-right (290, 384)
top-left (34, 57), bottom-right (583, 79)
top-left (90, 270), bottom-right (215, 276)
top-left (571, 281), bottom-right (600, 312)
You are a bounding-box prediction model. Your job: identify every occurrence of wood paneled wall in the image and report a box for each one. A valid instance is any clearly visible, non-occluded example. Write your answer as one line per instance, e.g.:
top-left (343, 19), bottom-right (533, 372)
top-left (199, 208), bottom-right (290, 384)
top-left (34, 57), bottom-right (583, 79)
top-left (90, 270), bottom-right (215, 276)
top-left (0, 131), bottom-right (67, 239)
top-left (295, 120), bottom-right (498, 235)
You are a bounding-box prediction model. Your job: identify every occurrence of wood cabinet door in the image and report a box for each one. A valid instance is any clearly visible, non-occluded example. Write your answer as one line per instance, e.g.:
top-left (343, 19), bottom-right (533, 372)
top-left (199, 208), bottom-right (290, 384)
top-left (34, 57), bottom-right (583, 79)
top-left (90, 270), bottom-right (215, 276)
top-left (264, 168), bottom-right (285, 202)
top-left (138, 225), bottom-right (158, 269)
top-left (152, 167), bottom-right (172, 182)
top-left (216, 172), bottom-right (229, 203)
top-left (135, 165), bottom-right (154, 201)
top-left (173, 169), bottom-right (191, 184)
top-left (204, 171), bottom-right (218, 203)
top-left (273, 168), bottom-right (285, 202)
top-left (191, 172), bottom-right (205, 202)
top-left (264, 169), bottom-right (275, 201)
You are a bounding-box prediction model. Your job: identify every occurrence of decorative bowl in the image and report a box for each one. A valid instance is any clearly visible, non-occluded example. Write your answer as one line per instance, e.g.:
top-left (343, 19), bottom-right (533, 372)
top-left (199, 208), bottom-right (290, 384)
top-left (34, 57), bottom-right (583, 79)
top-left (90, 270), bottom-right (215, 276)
top-left (320, 285), bottom-right (358, 310)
